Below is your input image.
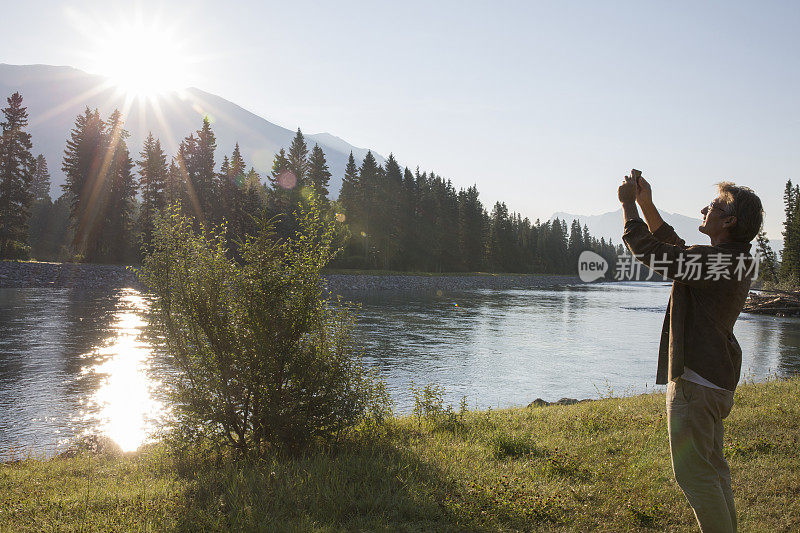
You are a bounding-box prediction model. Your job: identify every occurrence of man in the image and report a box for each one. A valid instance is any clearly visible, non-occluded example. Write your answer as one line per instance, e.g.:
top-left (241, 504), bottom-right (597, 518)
top-left (617, 172), bottom-right (763, 533)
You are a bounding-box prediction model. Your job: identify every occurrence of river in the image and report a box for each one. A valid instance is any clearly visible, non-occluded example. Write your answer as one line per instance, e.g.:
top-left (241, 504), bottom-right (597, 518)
top-left (1, 282), bottom-right (799, 455)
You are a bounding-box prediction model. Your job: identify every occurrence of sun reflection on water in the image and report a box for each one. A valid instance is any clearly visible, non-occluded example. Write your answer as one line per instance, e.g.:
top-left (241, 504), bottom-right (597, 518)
top-left (81, 288), bottom-right (164, 452)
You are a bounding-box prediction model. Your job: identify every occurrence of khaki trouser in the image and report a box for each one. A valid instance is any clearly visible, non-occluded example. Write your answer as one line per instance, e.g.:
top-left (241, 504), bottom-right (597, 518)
top-left (666, 378), bottom-right (736, 533)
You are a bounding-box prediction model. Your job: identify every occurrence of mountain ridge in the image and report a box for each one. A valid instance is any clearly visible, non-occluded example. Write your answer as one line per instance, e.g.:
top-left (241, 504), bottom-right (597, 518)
top-left (0, 63), bottom-right (385, 198)
top-left (551, 208), bottom-right (784, 253)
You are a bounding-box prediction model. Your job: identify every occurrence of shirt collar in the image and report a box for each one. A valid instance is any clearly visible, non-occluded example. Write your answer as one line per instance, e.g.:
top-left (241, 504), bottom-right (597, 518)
top-left (716, 241), bottom-right (752, 254)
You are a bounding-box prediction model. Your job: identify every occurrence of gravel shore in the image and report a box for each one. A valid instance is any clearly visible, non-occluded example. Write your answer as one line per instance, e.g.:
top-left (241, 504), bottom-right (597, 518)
top-left (0, 260), bottom-right (581, 292)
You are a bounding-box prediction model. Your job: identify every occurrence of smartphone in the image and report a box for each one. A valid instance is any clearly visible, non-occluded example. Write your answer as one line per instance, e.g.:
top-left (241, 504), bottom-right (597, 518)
top-left (631, 168), bottom-right (642, 185)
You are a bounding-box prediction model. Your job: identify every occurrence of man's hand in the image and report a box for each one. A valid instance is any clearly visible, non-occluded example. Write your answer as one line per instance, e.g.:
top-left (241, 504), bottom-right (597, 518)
top-left (636, 173), bottom-right (653, 206)
top-left (629, 171), bottom-right (665, 233)
top-left (618, 176), bottom-right (636, 204)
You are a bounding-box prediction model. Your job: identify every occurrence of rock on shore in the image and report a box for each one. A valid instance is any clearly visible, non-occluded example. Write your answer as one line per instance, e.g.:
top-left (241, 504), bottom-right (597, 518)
top-left (0, 260), bottom-right (581, 292)
top-left (527, 397), bottom-right (593, 408)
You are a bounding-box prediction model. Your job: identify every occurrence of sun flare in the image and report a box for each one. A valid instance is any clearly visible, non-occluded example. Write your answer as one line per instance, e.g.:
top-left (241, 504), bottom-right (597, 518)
top-left (86, 17), bottom-right (192, 98)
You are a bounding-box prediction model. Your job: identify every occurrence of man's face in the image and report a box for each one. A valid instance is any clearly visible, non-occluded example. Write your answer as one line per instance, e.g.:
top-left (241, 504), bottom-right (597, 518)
top-left (699, 195), bottom-right (736, 239)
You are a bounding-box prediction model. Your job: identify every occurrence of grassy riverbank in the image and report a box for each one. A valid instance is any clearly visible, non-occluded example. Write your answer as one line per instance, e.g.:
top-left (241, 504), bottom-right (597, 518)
top-left (2, 377), bottom-right (798, 532)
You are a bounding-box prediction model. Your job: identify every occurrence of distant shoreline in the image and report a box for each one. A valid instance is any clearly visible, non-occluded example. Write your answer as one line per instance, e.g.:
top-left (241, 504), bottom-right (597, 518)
top-left (0, 260), bottom-right (581, 292)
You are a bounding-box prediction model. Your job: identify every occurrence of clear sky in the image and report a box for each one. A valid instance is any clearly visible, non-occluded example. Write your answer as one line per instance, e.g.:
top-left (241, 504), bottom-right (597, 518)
top-left (1, 0), bottom-right (797, 239)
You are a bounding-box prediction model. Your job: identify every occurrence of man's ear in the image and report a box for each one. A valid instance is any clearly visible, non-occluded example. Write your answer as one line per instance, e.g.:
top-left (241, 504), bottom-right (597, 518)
top-left (722, 216), bottom-right (737, 230)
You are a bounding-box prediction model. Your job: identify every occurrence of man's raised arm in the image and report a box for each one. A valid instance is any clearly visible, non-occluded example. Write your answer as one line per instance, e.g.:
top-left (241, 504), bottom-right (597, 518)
top-left (617, 175), bottom-right (709, 288)
top-left (635, 173), bottom-right (686, 247)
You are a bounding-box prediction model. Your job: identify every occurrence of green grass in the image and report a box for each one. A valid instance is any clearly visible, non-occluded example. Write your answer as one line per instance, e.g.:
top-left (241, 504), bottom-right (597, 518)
top-left (2, 377), bottom-right (799, 532)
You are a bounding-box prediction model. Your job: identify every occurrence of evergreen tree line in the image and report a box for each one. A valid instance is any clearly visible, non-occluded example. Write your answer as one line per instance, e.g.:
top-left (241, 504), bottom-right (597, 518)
top-left (747, 179), bottom-right (800, 288)
top-left (0, 91), bottom-right (629, 275)
top-left (335, 150), bottom-right (622, 273)
top-left (8, 88), bottom-right (796, 282)
top-left (769, 179), bottom-right (800, 285)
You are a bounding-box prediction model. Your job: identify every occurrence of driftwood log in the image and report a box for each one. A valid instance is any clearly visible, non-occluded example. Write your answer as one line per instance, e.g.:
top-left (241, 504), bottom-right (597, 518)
top-left (743, 289), bottom-right (800, 317)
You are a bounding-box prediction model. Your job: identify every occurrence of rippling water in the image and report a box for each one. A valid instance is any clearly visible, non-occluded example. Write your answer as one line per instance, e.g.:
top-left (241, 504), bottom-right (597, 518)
top-left (1, 282), bottom-right (799, 455)
top-left (0, 288), bottom-right (164, 455)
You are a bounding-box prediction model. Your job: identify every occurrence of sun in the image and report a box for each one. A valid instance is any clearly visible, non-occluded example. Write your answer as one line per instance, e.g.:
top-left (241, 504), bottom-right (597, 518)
top-left (84, 15), bottom-right (193, 98)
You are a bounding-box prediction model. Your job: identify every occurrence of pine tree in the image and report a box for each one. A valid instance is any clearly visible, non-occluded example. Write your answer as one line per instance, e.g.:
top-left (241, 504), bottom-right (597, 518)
top-left (435, 177), bottom-right (460, 271)
top-left (306, 144), bottom-right (331, 202)
top-left (568, 219), bottom-right (583, 265)
top-left (339, 151), bottom-right (359, 218)
top-left (787, 203), bottom-right (800, 284)
top-left (218, 146), bottom-right (249, 244)
top-left (62, 108), bottom-right (137, 262)
top-left (286, 129), bottom-right (308, 188)
top-left (268, 147), bottom-right (292, 212)
top-left (397, 167), bottom-right (418, 269)
top-left (336, 152), bottom-right (361, 261)
top-left (197, 117), bottom-right (217, 220)
top-left (458, 185), bottom-right (485, 271)
top-left (358, 152), bottom-right (379, 218)
top-left (219, 154), bottom-right (230, 178)
top-left (166, 158), bottom-right (183, 206)
top-left (31, 154), bottom-right (51, 202)
top-left (415, 170), bottom-right (439, 271)
top-left (137, 132), bottom-right (168, 247)
top-left (488, 202), bottom-right (514, 272)
top-left (556, 218), bottom-right (569, 272)
top-left (229, 143), bottom-right (247, 187)
top-left (266, 145), bottom-right (304, 238)
top-left (177, 117), bottom-right (217, 224)
top-left (357, 151), bottom-right (380, 265)
top-left (780, 179), bottom-right (800, 283)
top-left (102, 109), bottom-right (137, 262)
top-left (269, 148), bottom-right (289, 187)
top-left (243, 167), bottom-right (265, 234)
top-left (0, 92), bottom-right (36, 258)
top-left (755, 229), bottom-right (778, 283)
top-left (63, 107), bottom-right (106, 260)
top-left (245, 167), bottom-right (263, 196)
top-left (543, 218), bottom-right (569, 273)
top-left (28, 155), bottom-right (53, 260)
top-left (783, 179), bottom-right (796, 227)
top-left (267, 128), bottom-right (310, 237)
top-left (378, 153), bottom-right (403, 268)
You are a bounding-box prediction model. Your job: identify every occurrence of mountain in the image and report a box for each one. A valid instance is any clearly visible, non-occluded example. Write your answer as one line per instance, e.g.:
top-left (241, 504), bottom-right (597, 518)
top-left (551, 208), bottom-right (784, 253)
top-left (0, 64), bottom-right (384, 198)
top-left (551, 208), bottom-right (705, 245)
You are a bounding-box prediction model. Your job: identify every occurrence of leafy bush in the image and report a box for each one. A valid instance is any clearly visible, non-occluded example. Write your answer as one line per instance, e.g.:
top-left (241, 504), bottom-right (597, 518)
top-left (411, 382), bottom-right (446, 426)
top-left (138, 201), bottom-right (390, 455)
top-left (410, 382), bottom-right (467, 432)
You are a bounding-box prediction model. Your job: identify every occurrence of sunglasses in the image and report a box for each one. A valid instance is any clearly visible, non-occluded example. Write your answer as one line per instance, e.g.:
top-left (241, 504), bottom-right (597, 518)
top-left (707, 200), bottom-right (734, 216)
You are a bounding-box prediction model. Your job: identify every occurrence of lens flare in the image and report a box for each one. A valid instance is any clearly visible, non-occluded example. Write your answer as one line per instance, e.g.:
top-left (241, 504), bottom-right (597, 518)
top-left (276, 170), bottom-right (297, 189)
